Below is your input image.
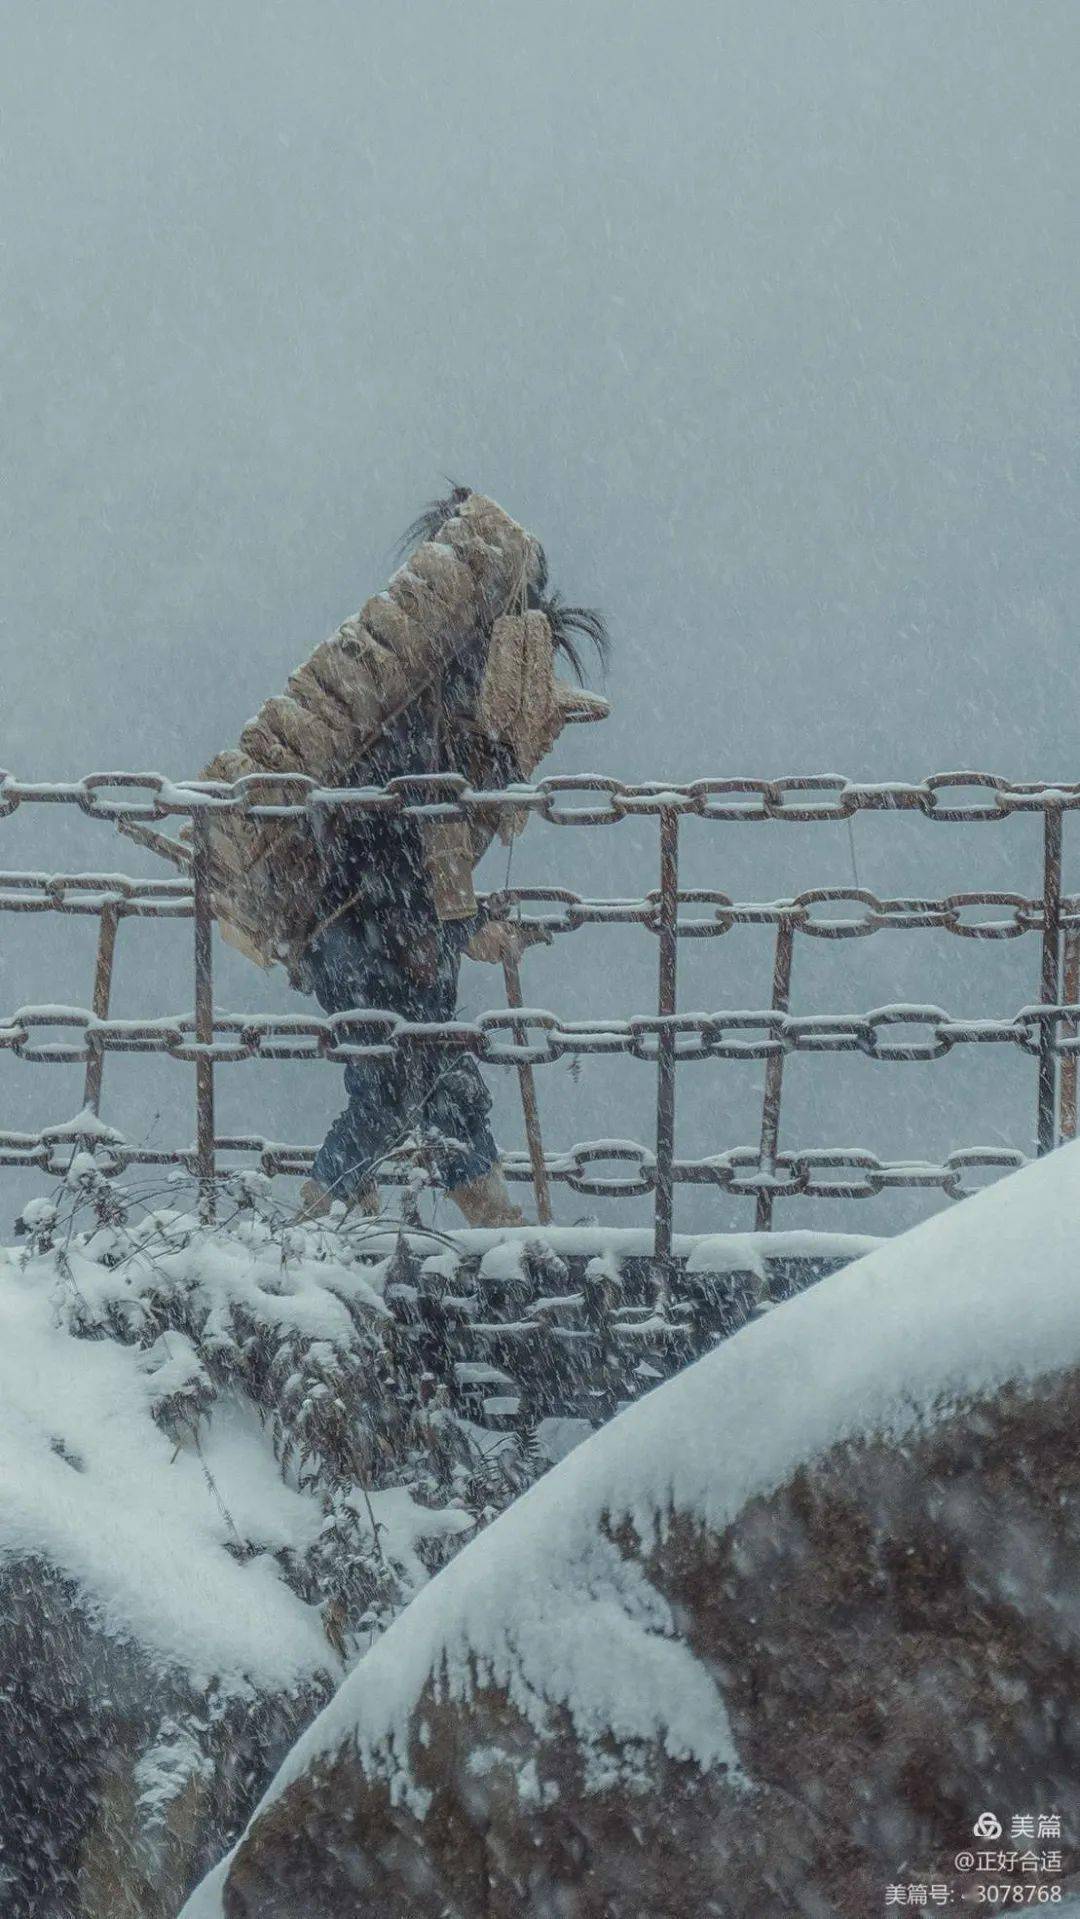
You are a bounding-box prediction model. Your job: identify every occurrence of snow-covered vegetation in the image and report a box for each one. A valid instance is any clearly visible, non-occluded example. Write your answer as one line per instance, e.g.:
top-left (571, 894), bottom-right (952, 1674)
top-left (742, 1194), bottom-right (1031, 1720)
top-left (0, 1161), bottom-right (540, 1912)
top-left (0, 1155), bottom-right (868, 1912)
top-left (184, 1139), bottom-right (1080, 1917)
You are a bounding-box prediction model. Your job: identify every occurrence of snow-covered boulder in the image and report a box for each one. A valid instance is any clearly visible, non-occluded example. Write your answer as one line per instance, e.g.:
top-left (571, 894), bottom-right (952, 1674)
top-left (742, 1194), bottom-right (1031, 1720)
top-left (187, 1144), bottom-right (1080, 1918)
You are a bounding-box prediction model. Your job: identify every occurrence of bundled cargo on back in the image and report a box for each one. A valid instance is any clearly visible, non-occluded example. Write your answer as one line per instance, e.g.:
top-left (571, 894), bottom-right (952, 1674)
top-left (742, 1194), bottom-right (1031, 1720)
top-left (194, 493), bottom-right (607, 970)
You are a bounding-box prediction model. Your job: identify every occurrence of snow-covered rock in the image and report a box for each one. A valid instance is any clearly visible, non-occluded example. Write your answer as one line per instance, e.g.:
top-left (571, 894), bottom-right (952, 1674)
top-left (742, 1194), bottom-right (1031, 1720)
top-left (186, 1142), bottom-right (1080, 1918)
top-left (5, 1161), bottom-right (851, 1915)
top-left (1, 1138), bottom-right (873, 1917)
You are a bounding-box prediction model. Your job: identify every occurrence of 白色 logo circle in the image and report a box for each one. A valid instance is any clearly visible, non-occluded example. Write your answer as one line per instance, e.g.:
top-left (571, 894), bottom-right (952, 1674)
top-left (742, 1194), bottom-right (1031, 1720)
top-left (972, 1813), bottom-right (1002, 1839)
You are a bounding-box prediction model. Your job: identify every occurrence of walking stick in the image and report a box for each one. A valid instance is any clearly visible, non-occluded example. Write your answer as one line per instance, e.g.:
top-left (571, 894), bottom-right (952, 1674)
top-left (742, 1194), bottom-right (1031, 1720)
top-left (501, 949), bottom-right (552, 1224)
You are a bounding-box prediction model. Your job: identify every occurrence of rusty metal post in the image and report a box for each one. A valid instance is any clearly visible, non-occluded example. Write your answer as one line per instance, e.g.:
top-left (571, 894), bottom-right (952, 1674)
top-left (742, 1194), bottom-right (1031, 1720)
top-left (502, 948), bottom-right (552, 1224)
top-left (1060, 928), bottom-right (1080, 1143)
top-left (1037, 804), bottom-right (1063, 1156)
top-left (191, 810), bottom-right (217, 1218)
top-left (754, 916), bottom-right (795, 1232)
top-left (653, 807), bottom-right (680, 1269)
top-left (82, 899), bottom-right (120, 1117)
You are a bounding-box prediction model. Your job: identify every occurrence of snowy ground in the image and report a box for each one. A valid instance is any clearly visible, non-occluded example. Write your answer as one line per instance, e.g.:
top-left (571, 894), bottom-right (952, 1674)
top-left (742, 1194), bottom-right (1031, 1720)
top-left (0, 1176), bottom-right (876, 1698)
top-left (181, 1137), bottom-right (1080, 1915)
top-left (7, 1147), bottom-right (1079, 1915)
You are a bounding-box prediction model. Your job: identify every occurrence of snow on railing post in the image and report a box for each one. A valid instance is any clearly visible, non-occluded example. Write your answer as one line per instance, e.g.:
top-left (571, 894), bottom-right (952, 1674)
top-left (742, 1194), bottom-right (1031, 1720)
top-left (501, 948), bottom-right (552, 1224)
top-left (1060, 929), bottom-right (1080, 1143)
top-left (81, 899), bottom-right (119, 1118)
top-left (191, 806), bottom-right (217, 1219)
top-left (653, 806), bottom-right (680, 1271)
top-left (754, 916), bottom-right (796, 1232)
top-left (1037, 803), bottom-right (1063, 1156)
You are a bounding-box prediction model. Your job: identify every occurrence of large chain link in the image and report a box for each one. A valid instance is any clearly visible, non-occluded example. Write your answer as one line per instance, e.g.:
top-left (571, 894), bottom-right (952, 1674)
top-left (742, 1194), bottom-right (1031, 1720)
top-left (3, 1001), bottom-right (1076, 1066)
top-left (0, 1121), bottom-right (1029, 1201)
top-left (488, 886), bottom-right (1080, 938)
top-left (5, 767), bottom-right (1080, 825)
top-left (9, 872), bottom-right (1080, 940)
top-left (0, 872), bottom-right (192, 917)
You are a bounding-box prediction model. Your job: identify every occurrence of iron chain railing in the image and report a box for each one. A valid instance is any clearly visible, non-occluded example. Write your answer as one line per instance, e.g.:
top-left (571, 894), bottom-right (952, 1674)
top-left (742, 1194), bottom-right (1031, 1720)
top-left (3, 768), bottom-right (1080, 1259)
top-left (7, 767), bottom-right (1080, 821)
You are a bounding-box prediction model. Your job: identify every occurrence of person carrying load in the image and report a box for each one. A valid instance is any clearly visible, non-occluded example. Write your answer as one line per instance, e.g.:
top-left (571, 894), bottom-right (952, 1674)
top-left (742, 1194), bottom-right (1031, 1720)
top-left (196, 487), bottom-right (610, 1226)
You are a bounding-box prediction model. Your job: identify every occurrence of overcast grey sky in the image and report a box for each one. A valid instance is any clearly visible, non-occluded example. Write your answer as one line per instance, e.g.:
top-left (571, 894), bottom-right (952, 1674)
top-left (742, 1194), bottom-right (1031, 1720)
top-left (3, 1), bottom-right (1078, 1232)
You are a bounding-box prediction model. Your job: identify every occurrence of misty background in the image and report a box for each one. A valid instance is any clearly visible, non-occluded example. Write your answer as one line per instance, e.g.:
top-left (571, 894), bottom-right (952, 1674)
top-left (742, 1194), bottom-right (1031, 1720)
top-left (2, 0), bottom-right (1078, 1236)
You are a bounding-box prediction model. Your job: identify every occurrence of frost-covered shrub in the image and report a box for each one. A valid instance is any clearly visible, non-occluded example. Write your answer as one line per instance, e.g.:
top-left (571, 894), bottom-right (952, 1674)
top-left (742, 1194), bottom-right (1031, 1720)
top-left (0, 1160), bottom-right (546, 1916)
top-left (16, 1161), bottom-right (544, 1658)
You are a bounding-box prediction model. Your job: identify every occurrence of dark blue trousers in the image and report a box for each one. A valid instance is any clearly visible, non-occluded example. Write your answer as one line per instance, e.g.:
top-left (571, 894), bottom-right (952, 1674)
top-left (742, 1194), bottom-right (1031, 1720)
top-left (300, 918), bottom-right (499, 1197)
